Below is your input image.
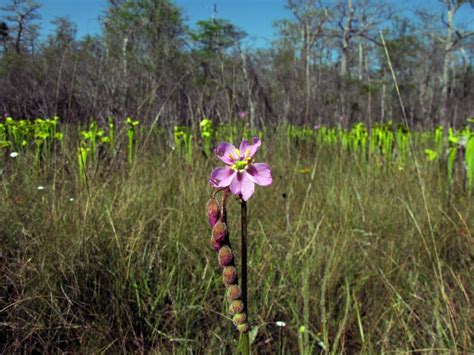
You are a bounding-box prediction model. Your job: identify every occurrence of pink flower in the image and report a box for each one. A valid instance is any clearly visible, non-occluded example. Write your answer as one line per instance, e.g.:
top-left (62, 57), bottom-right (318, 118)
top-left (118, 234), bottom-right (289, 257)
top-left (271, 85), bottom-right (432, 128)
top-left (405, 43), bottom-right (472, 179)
top-left (209, 137), bottom-right (272, 201)
top-left (314, 123), bottom-right (321, 130)
top-left (238, 111), bottom-right (248, 119)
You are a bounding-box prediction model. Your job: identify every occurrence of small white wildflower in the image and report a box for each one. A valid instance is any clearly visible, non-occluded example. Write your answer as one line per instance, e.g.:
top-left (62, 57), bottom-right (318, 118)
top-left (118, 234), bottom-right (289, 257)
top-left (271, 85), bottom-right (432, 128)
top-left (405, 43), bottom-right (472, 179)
top-left (276, 321), bottom-right (286, 327)
top-left (9, 152), bottom-right (18, 158)
top-left (37, 186), bottom-right (44, 190)
top-left (69, 198), bottom-right (74, 202)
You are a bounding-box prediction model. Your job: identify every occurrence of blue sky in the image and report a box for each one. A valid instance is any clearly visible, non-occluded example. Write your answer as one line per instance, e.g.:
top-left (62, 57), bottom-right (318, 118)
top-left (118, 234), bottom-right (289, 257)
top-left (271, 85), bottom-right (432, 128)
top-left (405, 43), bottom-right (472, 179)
top-left (1, 0), bottom-right (473, 47)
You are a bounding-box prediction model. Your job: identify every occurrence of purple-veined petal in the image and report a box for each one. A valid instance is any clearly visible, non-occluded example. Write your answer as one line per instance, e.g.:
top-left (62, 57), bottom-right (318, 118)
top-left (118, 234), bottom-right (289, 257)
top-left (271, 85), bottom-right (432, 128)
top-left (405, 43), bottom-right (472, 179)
top-left (230, 171), bottom-right (255, 201)
top-left (238, 139), bottom-right (249, 158)
top-left (209, 167), bottom-right (236, 187)
top-left (215, 142), bottom-right (238, 165)
top-left (239, 137), bottom-right (261, 158)
top-left (246, 163), bottom-right (272, 186)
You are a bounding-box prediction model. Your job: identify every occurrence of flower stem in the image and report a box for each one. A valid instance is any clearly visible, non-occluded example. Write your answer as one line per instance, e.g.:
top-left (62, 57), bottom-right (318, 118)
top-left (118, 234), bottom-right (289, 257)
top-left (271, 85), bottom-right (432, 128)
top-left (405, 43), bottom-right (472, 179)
top-left (240, 200), bottom-right (249, 355)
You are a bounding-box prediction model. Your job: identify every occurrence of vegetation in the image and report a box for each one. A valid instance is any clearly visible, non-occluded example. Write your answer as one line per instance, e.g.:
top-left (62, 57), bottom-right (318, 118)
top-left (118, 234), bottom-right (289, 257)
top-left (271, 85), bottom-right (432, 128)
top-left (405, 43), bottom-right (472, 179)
top-left (0, 0), bottom-right (473, 353)
top-left (0, 0), bottom-right (473, 127)
top-left (1, 118), bottom-right (473, 353)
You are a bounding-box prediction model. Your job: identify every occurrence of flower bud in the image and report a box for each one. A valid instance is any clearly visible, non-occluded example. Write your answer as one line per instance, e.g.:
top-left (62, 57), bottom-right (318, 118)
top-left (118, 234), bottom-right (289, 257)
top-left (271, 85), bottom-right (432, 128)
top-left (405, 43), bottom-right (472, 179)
top-left (226, 284), bottom-right (242, 303)
top-left (207, 197), bottom-right (221, 227)
top-left (222, 266), bottom-right (237, 286)
top-left (232, 313), bottom-right (247, 326)
top-left (209, 237), bottom-right (221, 252)
top-left (237, 323), bottom-right (250, 334)
top-left (229, 300), bottom-right (244, 316)
top-left (218, 246), bottom-right (233, 267)
top-left (212, 221), bottom-right (226, 244)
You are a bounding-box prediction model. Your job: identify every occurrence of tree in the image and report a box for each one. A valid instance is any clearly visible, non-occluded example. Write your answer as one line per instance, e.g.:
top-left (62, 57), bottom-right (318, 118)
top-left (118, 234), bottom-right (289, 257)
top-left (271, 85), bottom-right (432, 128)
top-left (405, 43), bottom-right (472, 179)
top-left (439, 0), bottom-right (474, 123)
top-left (190, 18), bottom-right (246, 56)
top-left (416, 0), bottom-right (474, 125)
top-left (41, 17), bottom-right (79, 116)
top-left (47, 17), bottom-right (77, 49)
top-left (0, 21), bottom-right (8, 40)
top-left (102, 0), bottom-right (187, 117)
top-left (281, 0), bottom-right (331, 121)
top-left (1, 0), bottom-right (41, 54)
top-left (188, 16), bottom-right (246, 120)
top-left (0, 21), bottom-right (9, 52)
top-left (331, 0), bottom-right (392, 78)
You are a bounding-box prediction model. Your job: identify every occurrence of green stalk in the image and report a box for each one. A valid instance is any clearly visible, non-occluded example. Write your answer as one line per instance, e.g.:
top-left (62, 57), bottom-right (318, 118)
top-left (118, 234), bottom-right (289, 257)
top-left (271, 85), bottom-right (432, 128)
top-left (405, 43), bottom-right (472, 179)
top-left (240, 200), bottom-right (249, 355)
top-left (128, 129), bottom-right (134, 164)
top-left (466, 136), bottom-right (474, 194)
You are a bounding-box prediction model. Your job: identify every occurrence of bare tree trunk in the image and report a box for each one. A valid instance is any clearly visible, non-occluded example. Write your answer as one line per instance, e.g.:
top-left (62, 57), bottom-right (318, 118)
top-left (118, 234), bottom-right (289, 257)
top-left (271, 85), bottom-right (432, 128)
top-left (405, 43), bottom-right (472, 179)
top-left (365, 46), bottom-right (371, 127)
top-left (54, 48), bottom-right (67, 115)
top-left (15, 18), bottom-right (23, 53)
top-left (240, 52), bottom-right (255, 128)
top-left (340, 0), bottom-right (353, 77)
top-left (219, 59), bottom-right (233, 122)
top-left (381, 82), bottom-right (386, 122)
top-left (122, 36), bottom-right (128, 112)
top-left (442, 1), bottom-right (454, 125)
top-left (303, 24), bottom-right (311, 123)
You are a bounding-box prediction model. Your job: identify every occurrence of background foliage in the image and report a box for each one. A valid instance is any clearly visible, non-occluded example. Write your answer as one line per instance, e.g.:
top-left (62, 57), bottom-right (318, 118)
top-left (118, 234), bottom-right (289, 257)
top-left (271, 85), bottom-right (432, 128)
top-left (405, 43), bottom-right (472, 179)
top-left (0, 0), bottom-right (473, 127)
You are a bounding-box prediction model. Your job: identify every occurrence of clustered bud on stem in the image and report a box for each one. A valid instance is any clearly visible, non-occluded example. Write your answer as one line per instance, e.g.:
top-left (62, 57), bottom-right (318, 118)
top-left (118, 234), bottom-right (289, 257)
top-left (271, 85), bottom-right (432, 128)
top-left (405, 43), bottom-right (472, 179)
top-left (207, 197), bottom-right (221, 227)
top-left (206, 189), bottom-right (249, 333)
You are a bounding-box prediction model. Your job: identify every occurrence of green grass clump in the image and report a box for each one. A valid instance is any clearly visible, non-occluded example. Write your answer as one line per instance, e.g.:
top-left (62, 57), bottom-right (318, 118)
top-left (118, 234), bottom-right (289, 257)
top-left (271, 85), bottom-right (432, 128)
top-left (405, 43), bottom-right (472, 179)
top-left (0, 127), bottom-right (472, 353)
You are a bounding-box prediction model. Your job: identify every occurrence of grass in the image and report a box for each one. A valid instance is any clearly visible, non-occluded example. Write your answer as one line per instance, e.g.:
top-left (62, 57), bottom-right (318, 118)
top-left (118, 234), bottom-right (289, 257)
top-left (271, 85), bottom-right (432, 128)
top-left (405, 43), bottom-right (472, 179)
top-left (1, 127), bottom-right (472, 353)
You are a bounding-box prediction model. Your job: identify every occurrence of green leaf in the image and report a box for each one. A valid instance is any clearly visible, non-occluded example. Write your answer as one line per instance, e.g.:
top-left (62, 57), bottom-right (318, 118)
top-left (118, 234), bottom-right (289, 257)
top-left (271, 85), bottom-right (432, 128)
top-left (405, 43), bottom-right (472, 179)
top-left (249, 325), bottom-right (259, 345)
top-left (424, 149), bottom-right (437, 161)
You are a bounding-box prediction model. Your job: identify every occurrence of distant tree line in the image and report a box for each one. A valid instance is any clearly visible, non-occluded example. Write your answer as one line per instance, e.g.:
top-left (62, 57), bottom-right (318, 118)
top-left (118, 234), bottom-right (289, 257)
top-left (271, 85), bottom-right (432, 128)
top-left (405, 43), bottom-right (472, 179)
top-left (0, 0), bottom-right (473, 128)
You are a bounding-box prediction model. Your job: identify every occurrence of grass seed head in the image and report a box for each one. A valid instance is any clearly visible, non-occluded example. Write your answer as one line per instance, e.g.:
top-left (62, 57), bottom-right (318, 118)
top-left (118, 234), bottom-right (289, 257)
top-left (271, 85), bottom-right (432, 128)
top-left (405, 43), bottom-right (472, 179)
top-left (226, 284), bottom-right (242, 302)
top-left (229, 300), bottom-right (244, 316)
top-left (222, 266), bottom-right (237, 286)
top-left (206, 197), bottom-right (221, 227)
top-left (218, 245), bottom-right (233, 267)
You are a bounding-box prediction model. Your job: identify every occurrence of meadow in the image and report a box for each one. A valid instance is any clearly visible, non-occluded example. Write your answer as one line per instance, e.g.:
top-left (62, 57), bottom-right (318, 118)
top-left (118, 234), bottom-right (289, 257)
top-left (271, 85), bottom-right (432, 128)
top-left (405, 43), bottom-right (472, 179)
top-left (1, 117), bottom-right (473, 353)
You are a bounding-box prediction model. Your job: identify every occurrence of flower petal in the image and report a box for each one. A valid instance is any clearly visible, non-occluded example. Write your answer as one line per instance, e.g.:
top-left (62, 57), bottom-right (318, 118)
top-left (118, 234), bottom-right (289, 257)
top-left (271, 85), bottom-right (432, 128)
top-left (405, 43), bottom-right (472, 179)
top-left (239, 137), bottom-right (261, 158)
top-left (209, 167), bottom-right (236, 187)
top-left (215, 142), bottom-right (238, 165)
top-left (230, 172), bottom-right (255, 201)
top-left (238, 139), bottom-right (249, 158)
top-left (246, 163), bottom-right (272, 186)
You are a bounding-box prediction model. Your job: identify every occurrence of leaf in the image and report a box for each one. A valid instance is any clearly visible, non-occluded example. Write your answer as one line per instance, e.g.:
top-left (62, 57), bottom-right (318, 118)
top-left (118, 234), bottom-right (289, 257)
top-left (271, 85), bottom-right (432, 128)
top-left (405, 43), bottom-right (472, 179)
top-left (249, 325), bottom-right (259, 345)
top-left (424, 149), bottom-right (437, 161)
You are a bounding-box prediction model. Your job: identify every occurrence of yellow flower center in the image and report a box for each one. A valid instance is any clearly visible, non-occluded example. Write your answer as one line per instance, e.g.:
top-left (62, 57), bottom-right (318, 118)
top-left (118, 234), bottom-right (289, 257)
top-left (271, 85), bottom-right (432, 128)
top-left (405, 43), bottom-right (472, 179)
top-left (232, 159), bottom-right (249, 171)
top-left (229, 147), bottom-right (253, 171)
